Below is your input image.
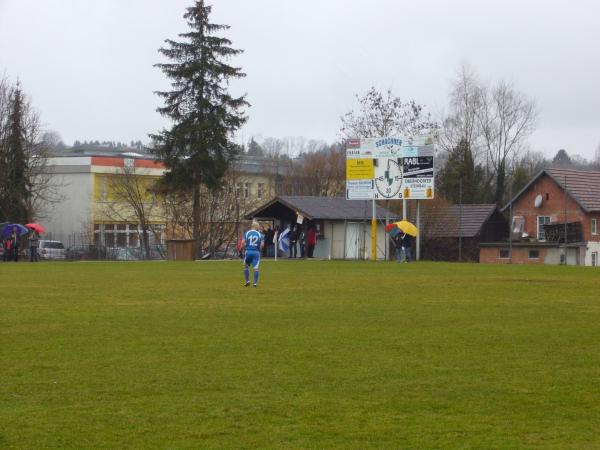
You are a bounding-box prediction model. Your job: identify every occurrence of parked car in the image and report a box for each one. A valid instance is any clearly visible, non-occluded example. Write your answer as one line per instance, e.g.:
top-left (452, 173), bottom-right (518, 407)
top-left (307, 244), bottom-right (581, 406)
top-left (39, 240), bottom-right (66, 260)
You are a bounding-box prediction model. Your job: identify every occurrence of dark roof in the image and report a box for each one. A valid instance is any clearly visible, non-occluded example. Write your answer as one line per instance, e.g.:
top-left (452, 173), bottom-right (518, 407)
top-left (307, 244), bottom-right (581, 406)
top-left (232, 156), bottom-right (293, 176)
top-left (503, 168), bottom-right (600, 213)
top-left (245, 196), bottom-right (398, 221)
top-left (424, 204), bottom-right (498, 238)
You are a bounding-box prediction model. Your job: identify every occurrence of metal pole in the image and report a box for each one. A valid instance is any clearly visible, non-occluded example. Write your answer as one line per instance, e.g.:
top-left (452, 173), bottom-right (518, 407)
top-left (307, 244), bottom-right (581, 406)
top-left (509, 181), bottom-right (513, 263)
top-left (343, 219), bottom-right (347, 260)
top-left (274, 230), bottom-right (278, 261)
top-left (416, 200), bottom-right (420, 261)
top-left (402, 199), bottom-right (407, 220)
top-left (458, 179), bottom-right (462, 262)
top-left (329, 222), bottom-right (334, 260)
top-left (385, 200), bottom-right (389, 261)
top-left (564, 175), bottom-right (568, 264)
top-left (371, 199), bottom-right (377, 261)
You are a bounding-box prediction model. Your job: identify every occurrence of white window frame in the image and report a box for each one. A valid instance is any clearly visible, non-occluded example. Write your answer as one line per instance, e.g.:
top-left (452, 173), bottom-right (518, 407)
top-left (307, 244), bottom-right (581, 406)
top-left (537, 216), bottom-right (551, 241)
top-left (243, 182), bottom-right (250, 199)
top-left (257, 183), bottom-right (264, 200)
top-left (592, 218), bottom-right (597, 235)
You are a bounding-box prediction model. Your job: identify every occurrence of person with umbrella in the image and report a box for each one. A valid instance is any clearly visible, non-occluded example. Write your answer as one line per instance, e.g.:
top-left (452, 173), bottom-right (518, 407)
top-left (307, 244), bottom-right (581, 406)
top-left (386, 220), bottom-right (418, 263)
top-left (26, 223), bottom-right (45, 262)
top-left (1, 224), bottom-right (29, 262)
top-left (9, 226), bottom-right (21, 262)
top-left (29, 230), bottom-right (40, 262)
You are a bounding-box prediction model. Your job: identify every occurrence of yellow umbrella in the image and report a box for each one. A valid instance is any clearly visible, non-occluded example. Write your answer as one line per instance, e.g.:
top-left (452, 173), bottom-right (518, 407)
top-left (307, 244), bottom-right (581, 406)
top-left (393, 220), bottom-right (419, 237)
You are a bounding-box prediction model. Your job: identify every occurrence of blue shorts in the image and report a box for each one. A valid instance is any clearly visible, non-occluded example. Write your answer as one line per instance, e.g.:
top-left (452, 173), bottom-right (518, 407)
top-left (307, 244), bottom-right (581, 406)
top-left (244, 250), bottom-right (260, 269)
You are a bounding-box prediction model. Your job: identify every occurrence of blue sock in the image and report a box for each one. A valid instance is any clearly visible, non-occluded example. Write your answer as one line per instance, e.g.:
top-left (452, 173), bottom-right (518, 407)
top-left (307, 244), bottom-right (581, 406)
top-left (254, 270), bottom-right (259, 285)
top-left (244, 267), bottom-right (249, 283)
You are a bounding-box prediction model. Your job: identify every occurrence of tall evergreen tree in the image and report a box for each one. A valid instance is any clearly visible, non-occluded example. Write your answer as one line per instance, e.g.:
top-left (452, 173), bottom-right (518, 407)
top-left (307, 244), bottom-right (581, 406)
top-left (151, 0), bottom-right (248, 249)
top-left (1, 85), bottom-right (29, 223)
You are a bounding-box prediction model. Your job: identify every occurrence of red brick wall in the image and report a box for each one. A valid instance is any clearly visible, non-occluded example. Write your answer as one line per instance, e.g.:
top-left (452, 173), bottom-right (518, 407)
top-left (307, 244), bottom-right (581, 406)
top-left (512, 174), bottom-right (597, 241)
top-left (480, 247), bottom-right (546, 264)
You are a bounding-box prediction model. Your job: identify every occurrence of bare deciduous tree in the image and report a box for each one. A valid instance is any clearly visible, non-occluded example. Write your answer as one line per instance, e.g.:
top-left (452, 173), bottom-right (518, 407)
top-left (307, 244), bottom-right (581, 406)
top-left (340, 86), bottom-right (438, 139)
top-left (477, 80), bottom-right (538, 204)
top-left (102, 164), bottom-right (163, 258)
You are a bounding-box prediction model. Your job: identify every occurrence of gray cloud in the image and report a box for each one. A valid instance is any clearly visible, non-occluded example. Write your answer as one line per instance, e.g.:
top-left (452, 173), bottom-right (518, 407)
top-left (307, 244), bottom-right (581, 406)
top-left (0, 0), bottom-right (598, 158)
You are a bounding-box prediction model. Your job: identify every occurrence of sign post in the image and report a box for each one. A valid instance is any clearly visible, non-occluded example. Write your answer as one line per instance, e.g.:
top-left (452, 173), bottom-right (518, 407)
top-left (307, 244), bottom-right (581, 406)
top-left (346, 136), bottom-right (435, 261)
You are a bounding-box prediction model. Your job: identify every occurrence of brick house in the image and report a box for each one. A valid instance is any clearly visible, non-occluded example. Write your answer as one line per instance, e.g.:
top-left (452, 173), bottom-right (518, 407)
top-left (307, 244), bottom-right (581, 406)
top-left (480, 168), bottom-right (600, 266)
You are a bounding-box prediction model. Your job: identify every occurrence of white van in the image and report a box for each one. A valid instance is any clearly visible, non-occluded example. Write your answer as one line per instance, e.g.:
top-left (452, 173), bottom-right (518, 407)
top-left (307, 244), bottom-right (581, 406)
top-left (39, 240), bottom-right (66, 260)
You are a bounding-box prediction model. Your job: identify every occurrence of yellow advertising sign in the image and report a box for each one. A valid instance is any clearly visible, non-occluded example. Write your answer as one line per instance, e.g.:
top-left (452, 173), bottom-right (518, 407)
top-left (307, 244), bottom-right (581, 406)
top-left (346, 158), bottom-right (374, 180)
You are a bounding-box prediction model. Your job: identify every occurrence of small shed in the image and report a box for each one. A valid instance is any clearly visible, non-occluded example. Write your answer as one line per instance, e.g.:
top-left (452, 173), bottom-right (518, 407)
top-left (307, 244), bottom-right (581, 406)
top-left (245, 196), bottom-right (398, 260)
top-left (420, 204), bottom-right (508, 261)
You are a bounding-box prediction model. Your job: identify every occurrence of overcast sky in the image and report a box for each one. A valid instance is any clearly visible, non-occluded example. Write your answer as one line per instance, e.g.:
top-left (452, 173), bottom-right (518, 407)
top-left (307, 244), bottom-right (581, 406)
top-left (1, 0), bottom-right (598, 159)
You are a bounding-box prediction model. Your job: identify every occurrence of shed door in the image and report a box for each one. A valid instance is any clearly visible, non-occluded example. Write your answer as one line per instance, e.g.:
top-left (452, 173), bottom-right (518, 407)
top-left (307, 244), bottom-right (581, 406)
top-left (345, 223), bottom-right (360, 259)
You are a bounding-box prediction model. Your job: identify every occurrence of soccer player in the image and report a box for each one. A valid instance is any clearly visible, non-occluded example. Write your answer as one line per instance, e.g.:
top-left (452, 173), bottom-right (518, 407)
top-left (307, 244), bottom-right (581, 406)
top-left (242, 221), bottom-right (264, 287)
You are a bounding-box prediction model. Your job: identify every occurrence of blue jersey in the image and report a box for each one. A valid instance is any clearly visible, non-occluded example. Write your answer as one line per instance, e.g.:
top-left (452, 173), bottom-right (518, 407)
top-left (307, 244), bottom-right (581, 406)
top-left (244, 229), bottom-right (263, 252)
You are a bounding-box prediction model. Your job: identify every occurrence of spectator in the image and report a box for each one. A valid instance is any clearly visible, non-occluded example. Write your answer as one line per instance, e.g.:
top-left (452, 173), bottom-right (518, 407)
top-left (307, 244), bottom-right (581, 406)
top-left (29, 230), bottom-right (40, 262)
top-left (3, 238), bottom-right (11, 262)
top-left (288, 224), bottom-right (298, 258)
top-left (399, 232), bottom-right (413, 262)
top-left (9, 227), bottom-right (20, 262)
top-left (265, 225), bottom-right (274, 257)
top-left (299, 226), bottom-right (306, 258)
top-left (307, 226), bottom-right (317, 258)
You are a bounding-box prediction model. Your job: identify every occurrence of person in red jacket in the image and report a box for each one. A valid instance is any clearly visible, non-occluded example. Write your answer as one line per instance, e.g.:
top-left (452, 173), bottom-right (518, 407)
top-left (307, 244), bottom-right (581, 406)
top-left (307, 226), bottom-right (317, 258)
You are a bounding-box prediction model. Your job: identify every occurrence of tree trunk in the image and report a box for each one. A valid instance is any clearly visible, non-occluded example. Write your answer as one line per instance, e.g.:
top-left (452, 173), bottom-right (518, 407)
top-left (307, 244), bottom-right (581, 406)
top-left (495, 161), bottom-right (506, 206)
top-left (193, 176), bottom-right (201, 258)
top-left (142, 226), bottom-right (151, 260)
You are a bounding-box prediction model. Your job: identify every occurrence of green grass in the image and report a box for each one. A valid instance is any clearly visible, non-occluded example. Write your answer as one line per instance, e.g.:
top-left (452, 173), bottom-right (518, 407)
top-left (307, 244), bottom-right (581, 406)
top-left (1, 260), bottom-right (600, 449)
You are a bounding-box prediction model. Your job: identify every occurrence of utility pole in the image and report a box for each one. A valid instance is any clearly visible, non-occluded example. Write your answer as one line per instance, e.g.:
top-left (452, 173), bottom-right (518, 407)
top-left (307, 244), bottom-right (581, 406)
top-left (508, 179), bottom-right (513, 263)
top-left (458, 179), bottom-right (462, 262)
top-left (563, 175), bottom-right (568, 264)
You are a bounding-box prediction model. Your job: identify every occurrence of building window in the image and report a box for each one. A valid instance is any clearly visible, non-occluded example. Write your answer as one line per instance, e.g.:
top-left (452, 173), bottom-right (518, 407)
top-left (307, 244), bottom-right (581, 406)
top-left (537, 216), bottom-right (551, 241)
top-left (236, 182), bottom-right (243, 197)
top-left (499, 248), bottom-right (510, 258)
top-left (592, 218), bottom-right (597, 235)
top-left (592, 252), bottom-right (598, 267)
top-left (529, 249), bottom-right (540, 259)
top-left (257, 183), bottom-right (264, 200)
top-left (244, 182), bottom-right (250, 199)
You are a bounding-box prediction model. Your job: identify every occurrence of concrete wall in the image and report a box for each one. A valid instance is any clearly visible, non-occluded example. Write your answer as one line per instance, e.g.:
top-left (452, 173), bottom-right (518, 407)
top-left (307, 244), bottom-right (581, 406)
top-left (585, 241), bottom-right (600, 266)
top-left (44, 172), bottom-right (93, 244)
top-left (317, 221), bottom-right (389, 260)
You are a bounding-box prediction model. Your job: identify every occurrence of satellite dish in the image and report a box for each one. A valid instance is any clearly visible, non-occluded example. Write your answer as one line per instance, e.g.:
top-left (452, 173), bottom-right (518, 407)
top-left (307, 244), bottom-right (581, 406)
top-left (534, 194), bottom-right (543, 208)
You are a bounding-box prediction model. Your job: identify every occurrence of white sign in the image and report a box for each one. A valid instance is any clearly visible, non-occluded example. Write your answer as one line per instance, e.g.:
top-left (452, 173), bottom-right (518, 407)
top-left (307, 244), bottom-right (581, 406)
top-left (346, 135), bottom-right (435, 200)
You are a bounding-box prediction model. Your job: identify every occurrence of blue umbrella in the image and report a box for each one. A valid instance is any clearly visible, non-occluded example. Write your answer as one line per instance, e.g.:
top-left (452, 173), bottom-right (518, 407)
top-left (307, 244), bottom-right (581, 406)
top-left (1, 223), bottom-right (29, 238)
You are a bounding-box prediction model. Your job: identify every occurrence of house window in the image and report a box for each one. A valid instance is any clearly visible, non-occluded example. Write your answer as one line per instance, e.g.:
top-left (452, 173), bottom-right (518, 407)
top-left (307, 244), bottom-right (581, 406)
top-left (592, 252), bottom-right (598, 267)
top-left (257, 183), bottom-right (264, 200)
top-left (499, 248), bottom-right (510, 259)
top-left (537, 216), bottom-right (551, 241)
top-left (528, 249), bottom-right (540, 259)
top-left (236, 182), bottom-right (243, 197)
top-left (244, 182), bottom-right (250, 199)
top-left (592, 218), bottom-right (597, 235)
top-left (511, 216), bottom-right (524, 238)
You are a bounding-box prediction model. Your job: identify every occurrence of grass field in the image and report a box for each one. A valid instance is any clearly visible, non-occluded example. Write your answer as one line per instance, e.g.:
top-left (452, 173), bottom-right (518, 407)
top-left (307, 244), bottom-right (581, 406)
top-left (1, 260), bottom-right (600, 449)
